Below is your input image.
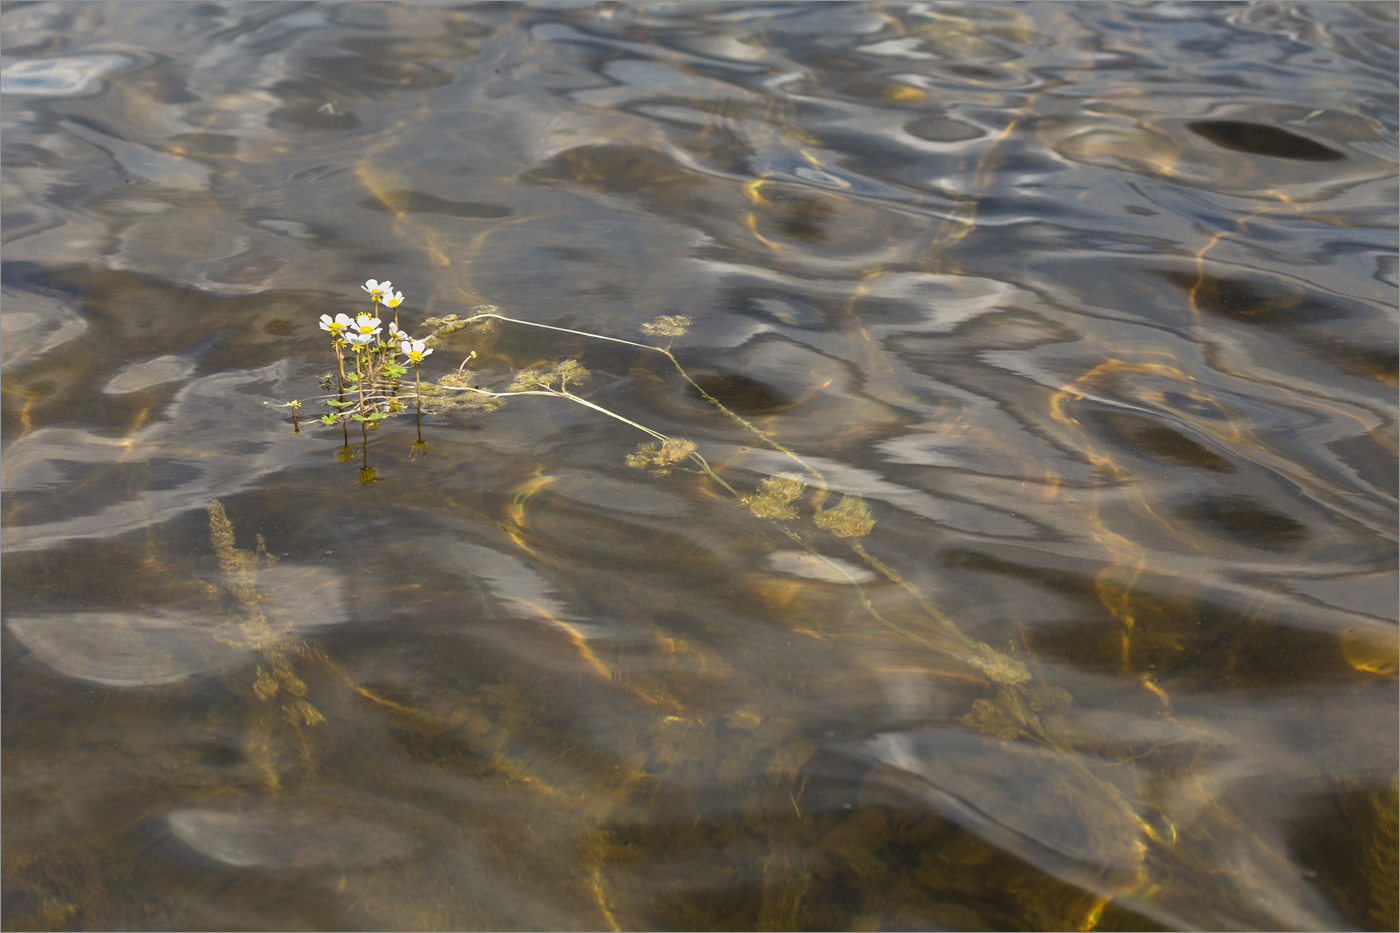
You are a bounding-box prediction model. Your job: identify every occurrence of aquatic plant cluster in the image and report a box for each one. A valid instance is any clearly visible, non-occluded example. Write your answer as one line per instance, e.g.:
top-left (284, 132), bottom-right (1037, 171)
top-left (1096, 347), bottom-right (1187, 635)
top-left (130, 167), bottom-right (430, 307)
top-left (287, 276), bottom-right (730, 482)
top-left (270, 280), bottom-right (1165, 869)
top-left (281, 279), bottom-right (1048, 709)
top-left (305, 278), bottom-right (432, 426)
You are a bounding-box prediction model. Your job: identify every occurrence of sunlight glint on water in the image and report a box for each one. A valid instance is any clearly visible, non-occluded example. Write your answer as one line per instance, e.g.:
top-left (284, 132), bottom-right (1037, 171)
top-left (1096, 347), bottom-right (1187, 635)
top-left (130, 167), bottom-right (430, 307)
top-left (2, 3), bottom-right (1396, 930)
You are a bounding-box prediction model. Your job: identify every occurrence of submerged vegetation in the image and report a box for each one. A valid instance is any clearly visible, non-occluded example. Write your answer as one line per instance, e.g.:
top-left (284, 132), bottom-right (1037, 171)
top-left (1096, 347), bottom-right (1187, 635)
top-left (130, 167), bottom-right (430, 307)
top-left (277, 279), bottom-right (1115, 763)
top-left (253, 277), bottom-right (1396, 930)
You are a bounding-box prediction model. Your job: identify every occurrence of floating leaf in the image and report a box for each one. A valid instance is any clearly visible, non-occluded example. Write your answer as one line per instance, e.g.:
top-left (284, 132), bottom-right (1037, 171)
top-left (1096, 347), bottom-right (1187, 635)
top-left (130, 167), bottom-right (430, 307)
top-left (507, 368), bottom-right (557, 391)
top-left (253, 665), bottom-right (279, 700)
top-left (740, 474), bottom-right (805, 520)
top-left (961, 689), bottom-right (1039, 740)
top-left (421, 305), bottom-right (498, 338)
top-left (624, 444), bottom-right (657, 470)
top-left (416, 373), bottom-right (503, 413)
top-left (420, 313), bottom-right (467, 335)
top-left (508, 360), bottom-right (589, 392)
top-left (625, 437), bottom-right (696, 474)
top-left (640, 314), bottom-right (692, 338)
top-left (813, 494), bottom-right (875, 537)
top-left (965, 642), bottom-right (1031, 685)
top-left (282, 699), bottom-right (326, 726)
top-left (1368, 776), bottom-right (1399, 927)
top-left (553, 359), bottom-right (588, 388)
top-left (1026, 683), bottom-right (1072, 714)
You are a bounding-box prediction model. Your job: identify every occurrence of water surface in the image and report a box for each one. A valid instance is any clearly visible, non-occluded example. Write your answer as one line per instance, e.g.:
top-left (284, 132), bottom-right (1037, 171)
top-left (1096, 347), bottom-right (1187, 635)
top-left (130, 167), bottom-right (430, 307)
top-left (3, 2), bottom-right (1397, 930)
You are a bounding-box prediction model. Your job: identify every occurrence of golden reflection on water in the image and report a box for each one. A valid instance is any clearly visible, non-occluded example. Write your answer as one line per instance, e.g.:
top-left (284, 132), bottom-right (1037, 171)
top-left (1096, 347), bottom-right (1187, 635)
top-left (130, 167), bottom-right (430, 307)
top-left (2, 1), bottom-right (1397, 930)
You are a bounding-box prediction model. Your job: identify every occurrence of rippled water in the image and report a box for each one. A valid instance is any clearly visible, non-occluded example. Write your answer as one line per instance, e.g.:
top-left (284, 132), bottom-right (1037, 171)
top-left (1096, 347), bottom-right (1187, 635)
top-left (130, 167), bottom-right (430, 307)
top-left (3, 2), bottom-right (1397, 930)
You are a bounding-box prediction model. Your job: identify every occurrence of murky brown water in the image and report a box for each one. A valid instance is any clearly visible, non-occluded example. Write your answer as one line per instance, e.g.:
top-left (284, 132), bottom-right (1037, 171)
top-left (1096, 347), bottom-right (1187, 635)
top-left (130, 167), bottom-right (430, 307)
top-left (3, 2), bottom-right (1397, 930)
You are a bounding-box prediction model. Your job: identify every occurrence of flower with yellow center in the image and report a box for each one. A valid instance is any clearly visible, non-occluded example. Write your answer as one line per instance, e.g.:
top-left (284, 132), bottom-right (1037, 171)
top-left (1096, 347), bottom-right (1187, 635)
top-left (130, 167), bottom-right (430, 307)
top-left (351, 314), bottom-right (381, 337)
top-left (361, 279), bottom-right (392, 301)
top-left (401, 340), bottom-right (432, 364)
top-left (319, 312), bottom-right (352, 336)
top-left (382, 288), bottom-right (404, 310)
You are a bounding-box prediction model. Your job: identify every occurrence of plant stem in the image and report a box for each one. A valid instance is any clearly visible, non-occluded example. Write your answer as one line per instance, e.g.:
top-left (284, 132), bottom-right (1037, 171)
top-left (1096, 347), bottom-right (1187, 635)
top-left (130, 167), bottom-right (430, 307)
top-left (355, 348), bottom-right (366, 410)
top-left (462, 311), bottom-right (824, 490)
top-left (438, 383), bottom-right (739, 495)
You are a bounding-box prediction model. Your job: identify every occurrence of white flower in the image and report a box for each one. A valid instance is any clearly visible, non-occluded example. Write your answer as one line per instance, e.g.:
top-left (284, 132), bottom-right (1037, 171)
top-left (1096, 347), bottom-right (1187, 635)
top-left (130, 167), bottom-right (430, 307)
top-left (351, 313), bottom-right (381, 337)
top-left (388, 321), bottom-right (408, 342)
top-left (401, 340), bottom-right (432, 364)
top-left (344, 331), bottom-right (375, 347)
top-left (382, 289), bottom-right (404, 309)
top-left (319, 312), bottom-right (353, 336)
top-left (361, 279), bottom-right (392, 300)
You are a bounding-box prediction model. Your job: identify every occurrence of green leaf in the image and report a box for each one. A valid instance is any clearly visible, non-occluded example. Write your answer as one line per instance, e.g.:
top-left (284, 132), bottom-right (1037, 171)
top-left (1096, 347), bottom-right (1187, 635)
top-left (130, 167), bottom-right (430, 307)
top-left (325, 399), bottom-right (353, 408)
top-left (320, 414), bottom-right (338, 424)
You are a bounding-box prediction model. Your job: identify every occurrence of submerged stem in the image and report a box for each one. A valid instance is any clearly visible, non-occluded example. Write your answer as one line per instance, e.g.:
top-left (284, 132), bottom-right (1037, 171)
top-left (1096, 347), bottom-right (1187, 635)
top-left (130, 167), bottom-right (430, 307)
top-left (462, 312), bottom-right (825, 490)
top-left (425, 382), bottom-right (738, 495)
